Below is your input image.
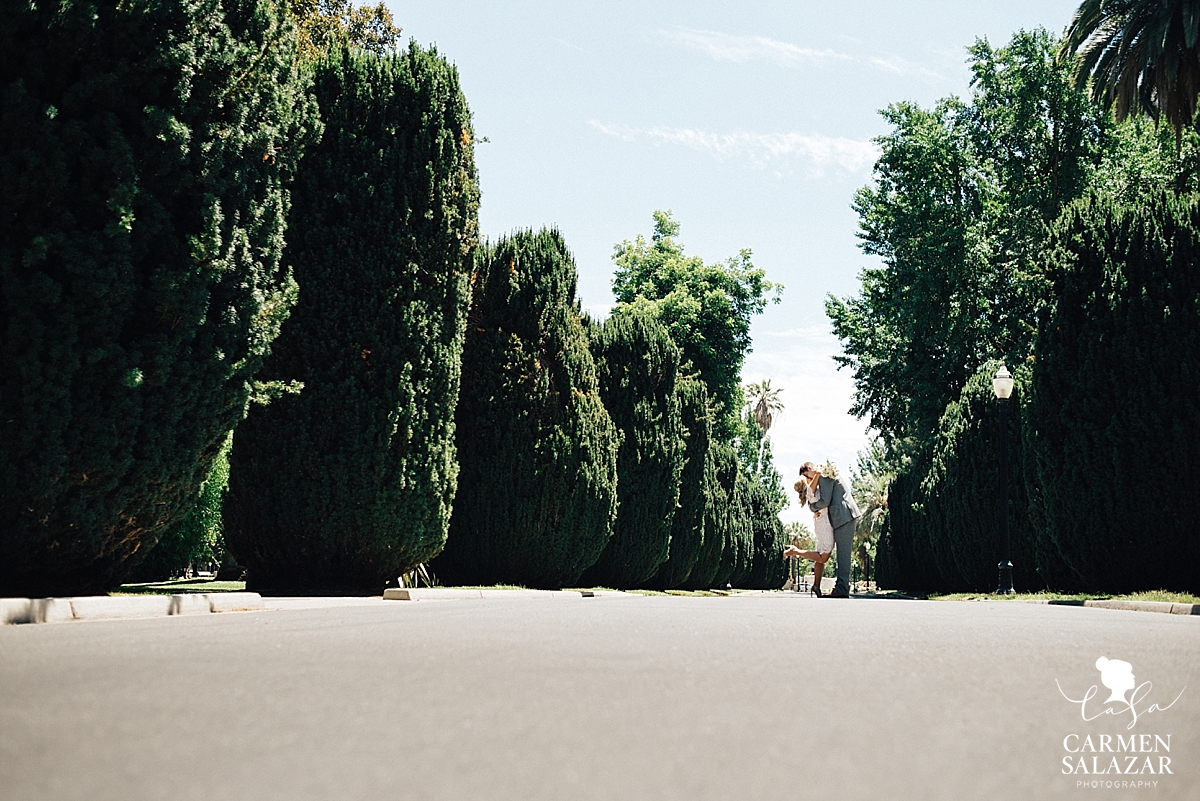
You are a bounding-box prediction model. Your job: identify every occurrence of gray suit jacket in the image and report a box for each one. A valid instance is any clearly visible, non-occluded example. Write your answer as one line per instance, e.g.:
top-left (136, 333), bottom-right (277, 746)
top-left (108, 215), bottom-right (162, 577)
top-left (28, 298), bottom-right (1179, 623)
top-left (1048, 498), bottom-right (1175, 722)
top-left (809, 474), bottom-right (861, 530)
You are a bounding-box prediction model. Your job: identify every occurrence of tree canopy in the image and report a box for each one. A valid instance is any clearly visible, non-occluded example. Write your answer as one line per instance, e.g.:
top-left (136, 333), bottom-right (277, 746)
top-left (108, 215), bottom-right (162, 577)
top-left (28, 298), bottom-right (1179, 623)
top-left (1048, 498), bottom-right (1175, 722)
top-left (829, 29), bottom-right (1107, 448)
top-left (611, 210), bottom-right (779, 442)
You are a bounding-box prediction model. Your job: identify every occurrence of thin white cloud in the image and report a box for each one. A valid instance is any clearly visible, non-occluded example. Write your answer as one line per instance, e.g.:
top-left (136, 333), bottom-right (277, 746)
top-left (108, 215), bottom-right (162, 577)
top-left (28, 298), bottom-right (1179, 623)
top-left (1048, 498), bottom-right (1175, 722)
top-left (586, 120), bottom-right (638, 141)
top-left (666, 28), bottom-right (950, 85)
top-left (664, 29), bottom-right (850, 68)
top-left (588, 120), bottom-right (880, 175)
top-left (868, 55), bottom-right (949, 84)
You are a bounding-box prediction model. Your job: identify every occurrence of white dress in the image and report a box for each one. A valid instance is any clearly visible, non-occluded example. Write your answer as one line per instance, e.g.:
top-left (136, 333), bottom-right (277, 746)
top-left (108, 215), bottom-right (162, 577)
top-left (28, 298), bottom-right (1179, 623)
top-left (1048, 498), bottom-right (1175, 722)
top-left (810, 485), bottom-right (835, 555)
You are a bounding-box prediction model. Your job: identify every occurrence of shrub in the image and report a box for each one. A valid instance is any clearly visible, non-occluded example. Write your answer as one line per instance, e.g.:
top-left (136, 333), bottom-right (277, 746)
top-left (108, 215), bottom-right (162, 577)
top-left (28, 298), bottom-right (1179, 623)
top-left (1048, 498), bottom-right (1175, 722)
top-left (744, 479), bottom-right (789, 589)
top-left (1027, 191), bottom-right (1200, 593)
top-left (678, 446), bottom-right (724, 590)
top-left (645, 377), bottom-right (711, 589)
top-left (876, 364), bottom-right (1043, 593)
top-left (0, 0), bottom-right (317, 596)
top-left (224, 45), bottom-right (478, 594)
top-left (711, 443), bottom-right (753, 588)
top-left (579, 310), bottom-right (684, 588)
top-left (433, 230), bottom-right (619, 588)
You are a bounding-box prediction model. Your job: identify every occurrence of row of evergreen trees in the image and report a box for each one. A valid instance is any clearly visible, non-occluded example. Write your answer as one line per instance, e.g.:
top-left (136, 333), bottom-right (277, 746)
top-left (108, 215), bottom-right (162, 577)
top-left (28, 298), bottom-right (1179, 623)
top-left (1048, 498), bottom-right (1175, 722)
top-left (854, 31), bottom-right (1200, 594)
top-left (0, 3), bottom-right (788, 596)
top-left (435, 229), bottom-right (789, 591)
top-left (878, 193), bottom-right (1200, 594)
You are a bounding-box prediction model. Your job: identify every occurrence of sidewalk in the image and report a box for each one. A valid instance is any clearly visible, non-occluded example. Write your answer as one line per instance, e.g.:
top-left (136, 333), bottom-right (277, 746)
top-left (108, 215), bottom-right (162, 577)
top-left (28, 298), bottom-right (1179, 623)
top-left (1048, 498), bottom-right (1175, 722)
top-left (5, 585), bottom-right (1195, 626)
top-left (0, 587), bottom-right (636, 625)
top-left (1, 592), bottom-right (264, 625)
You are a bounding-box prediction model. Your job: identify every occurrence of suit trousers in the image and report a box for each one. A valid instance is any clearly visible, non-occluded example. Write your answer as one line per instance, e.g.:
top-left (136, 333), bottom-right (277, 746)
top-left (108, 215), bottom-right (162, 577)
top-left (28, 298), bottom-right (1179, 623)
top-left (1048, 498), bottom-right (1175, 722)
top-left (833, 519), bottom-right (855, 595)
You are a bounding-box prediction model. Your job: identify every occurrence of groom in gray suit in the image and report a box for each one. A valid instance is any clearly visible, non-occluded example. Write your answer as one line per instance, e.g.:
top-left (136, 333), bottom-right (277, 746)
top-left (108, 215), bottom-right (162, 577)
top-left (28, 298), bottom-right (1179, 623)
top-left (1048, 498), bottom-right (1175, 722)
top-left (802, 462), bottom-right (861, 598)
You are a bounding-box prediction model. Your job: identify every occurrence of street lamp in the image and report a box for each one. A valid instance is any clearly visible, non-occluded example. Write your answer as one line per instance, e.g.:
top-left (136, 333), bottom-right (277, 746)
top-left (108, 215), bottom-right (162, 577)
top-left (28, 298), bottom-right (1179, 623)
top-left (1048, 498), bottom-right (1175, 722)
top-left (993, 365), bottom-right (1015, 595)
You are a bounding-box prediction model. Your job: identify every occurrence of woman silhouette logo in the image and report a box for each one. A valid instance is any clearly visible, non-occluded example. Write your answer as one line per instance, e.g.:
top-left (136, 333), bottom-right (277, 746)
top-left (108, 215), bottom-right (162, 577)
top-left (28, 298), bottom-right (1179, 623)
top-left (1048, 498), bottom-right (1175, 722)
top-left (1095, 656), bottom-right (1136, 705)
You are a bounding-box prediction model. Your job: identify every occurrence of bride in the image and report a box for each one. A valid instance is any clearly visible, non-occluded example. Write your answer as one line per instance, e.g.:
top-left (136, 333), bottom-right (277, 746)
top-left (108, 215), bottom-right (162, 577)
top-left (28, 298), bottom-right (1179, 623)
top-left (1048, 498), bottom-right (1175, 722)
top-left (784, 465), bottom-right (834, 597)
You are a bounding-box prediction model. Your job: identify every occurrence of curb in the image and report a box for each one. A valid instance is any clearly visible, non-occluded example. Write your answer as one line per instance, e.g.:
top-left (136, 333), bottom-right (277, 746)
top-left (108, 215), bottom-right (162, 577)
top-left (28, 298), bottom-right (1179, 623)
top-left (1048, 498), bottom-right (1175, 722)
top-left (1022, 598), bottom-right (1200, 615)
top-left (0, 592), bottom-right (263, 625)
top-left (382, 588), bottom-right (621, 601)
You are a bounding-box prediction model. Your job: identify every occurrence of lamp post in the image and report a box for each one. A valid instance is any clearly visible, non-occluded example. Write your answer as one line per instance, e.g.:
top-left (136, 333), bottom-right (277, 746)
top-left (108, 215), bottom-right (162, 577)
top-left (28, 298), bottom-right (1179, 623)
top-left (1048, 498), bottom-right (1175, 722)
top-left (993, 365), bottom-right (1015, 595)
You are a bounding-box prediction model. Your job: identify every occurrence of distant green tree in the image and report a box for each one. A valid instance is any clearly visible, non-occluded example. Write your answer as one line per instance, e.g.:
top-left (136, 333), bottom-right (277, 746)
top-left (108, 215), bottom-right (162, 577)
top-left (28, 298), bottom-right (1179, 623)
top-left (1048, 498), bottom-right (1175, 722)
top-left (646, 376), bottom-right (711, 589)
top-left (849, 440), bottom-right (893, 585)
top-left (0, 0), bottom-right (317, 596)
top-left (612, 211), bottom-right (780, 442)
top-left (224, 45), bottom-right (478, 594)
top-left (434, 230), bottom-right (619, 588)
top-left (1028, 190), bottom-right (1200, 593)
top-left (579, 310), bottom-right (685, 588)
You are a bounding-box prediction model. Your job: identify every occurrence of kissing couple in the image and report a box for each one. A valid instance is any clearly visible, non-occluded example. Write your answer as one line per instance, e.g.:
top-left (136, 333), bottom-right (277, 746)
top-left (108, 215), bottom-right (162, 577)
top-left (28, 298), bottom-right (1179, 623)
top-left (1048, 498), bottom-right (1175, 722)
top-left (784, 461), bottom-right (861, 598)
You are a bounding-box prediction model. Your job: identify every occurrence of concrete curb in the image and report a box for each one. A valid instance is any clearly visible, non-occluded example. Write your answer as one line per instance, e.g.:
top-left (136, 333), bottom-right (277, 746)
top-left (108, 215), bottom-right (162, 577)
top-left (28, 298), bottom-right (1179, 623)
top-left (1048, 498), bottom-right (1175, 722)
top-left (0, 592), bottom-right (264, 625)
top-left (1022, 598), bottom-right (1200, 615)
top-left (382, 588), bottom-right (623, 601)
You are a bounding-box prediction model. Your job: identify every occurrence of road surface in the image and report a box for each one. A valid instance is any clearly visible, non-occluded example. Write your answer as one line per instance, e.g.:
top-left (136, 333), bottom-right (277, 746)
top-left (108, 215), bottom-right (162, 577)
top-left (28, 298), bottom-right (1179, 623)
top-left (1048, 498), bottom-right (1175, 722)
top-left (2, 593), bottom-right (1197, 800)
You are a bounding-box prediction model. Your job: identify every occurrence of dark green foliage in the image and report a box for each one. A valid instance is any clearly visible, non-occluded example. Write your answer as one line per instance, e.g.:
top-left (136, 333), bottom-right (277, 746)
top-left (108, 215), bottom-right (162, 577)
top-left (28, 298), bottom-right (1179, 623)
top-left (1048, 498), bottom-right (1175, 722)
top-left (678, 447), bottom-right (724, 590)
top-left (433, 230), bottom-right (619, 588)
top-left (645, 377), bottom-right (711, 589)
top-left (711, 444), bottom-right (753, 588)
top-left (874, 364), bottom-right (1043, 593)
top-left (876, 466), bottom-right (938, 593)
top-left (1027, 190), bottom-right (1200, 593)
top-left (224, 45), bottom-right (479, 594)
top-left (579, 310), bottom-right (685, 588)
top-left (0, 0), bottom-right (317, 596)
top-left (744, 480), bottom-right (789, 589)
top-left (129, 436), bottom-right (231, 582)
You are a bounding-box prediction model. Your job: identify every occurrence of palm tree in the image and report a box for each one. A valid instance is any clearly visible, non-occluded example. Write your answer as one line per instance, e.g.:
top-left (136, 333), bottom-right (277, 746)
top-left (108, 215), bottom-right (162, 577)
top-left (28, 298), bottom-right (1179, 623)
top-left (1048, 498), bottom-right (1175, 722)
top-left (850, 441), bottom-right (894, 590)
top-left (743, 379), bottom-right (784, 434)
top-left (1059, 0), bottom-right (1200, 143)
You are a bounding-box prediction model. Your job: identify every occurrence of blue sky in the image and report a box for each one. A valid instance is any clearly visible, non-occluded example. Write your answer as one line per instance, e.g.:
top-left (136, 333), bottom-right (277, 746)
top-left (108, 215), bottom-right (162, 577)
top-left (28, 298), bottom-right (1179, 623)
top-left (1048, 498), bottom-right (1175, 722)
top-left (392, 0), bottom-right (1082, 523)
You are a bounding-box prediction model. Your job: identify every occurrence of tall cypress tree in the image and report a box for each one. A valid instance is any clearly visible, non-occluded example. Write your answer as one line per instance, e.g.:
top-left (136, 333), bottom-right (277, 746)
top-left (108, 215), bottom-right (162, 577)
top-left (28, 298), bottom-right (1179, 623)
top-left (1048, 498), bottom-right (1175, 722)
top-left (224, 45), bottom-right (479, 594)
top-left (715, 456), bottom-right (754, 587)
top-left (579, 310), bottom-right (684, 588)
top-left (434, 230), bottom-right (619, 588)
top-left (744, 480), bottom-right (788, 589)
top-left (1028, 190), bottom-right (1200, 593)
top-left (0, 0), bottom-right (317, 596)
top-left (678, 446), bottom-right (724, 590)
top-left (645, 376), bottom-right (711, 589)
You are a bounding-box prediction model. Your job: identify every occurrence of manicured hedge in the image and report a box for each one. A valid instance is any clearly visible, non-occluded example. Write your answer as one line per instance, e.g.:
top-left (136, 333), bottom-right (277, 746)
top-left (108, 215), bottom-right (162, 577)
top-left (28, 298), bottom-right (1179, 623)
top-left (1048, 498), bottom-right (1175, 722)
top-left (646, 377), bottom-right (711, 589)
top-left (0, 0), bottom-right (316, 596)
top-left (1027, 191), bottom-right (1200, 593)
top-left (579, 310), bottom-right (684, 588)
top-left (434, 230), bottom-right (618, 588)
top-left (224, 45), bottom-right (478, 594)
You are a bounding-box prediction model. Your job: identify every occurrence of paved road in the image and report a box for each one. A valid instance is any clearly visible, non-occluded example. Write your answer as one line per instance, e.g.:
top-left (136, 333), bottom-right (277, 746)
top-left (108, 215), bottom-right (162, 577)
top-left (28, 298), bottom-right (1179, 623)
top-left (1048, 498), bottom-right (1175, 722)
top-left (2, 594), bottom-right (1197, 800)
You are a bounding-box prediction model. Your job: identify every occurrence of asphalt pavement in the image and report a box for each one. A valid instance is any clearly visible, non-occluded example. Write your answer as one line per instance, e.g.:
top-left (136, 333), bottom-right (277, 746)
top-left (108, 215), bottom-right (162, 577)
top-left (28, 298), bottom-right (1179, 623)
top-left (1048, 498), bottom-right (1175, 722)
top-left (2, 593), bottom-right (1197, 800)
